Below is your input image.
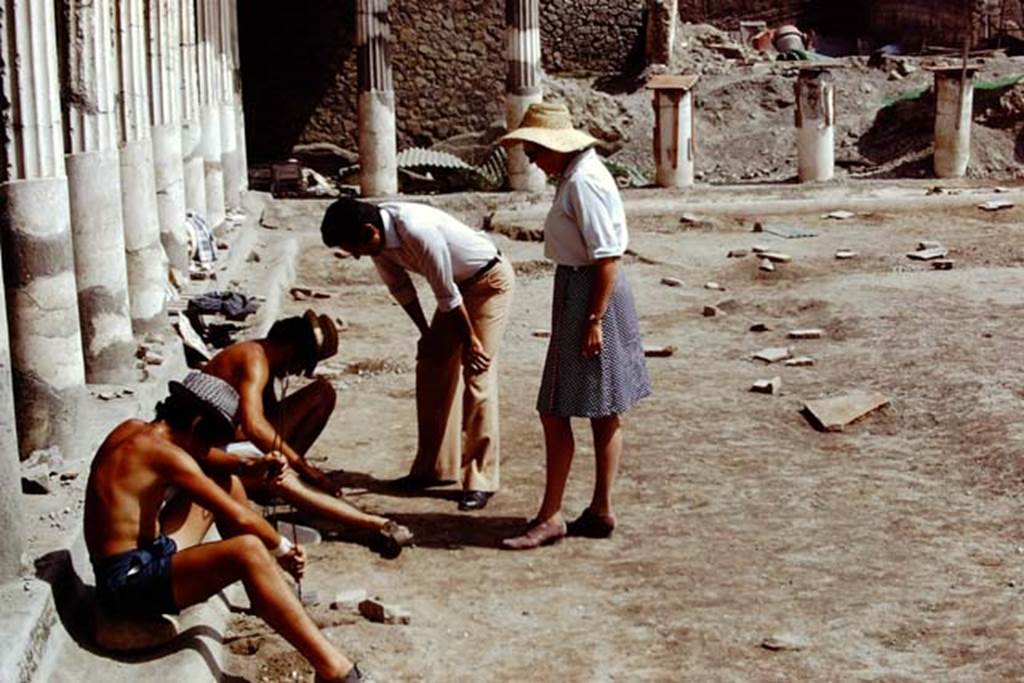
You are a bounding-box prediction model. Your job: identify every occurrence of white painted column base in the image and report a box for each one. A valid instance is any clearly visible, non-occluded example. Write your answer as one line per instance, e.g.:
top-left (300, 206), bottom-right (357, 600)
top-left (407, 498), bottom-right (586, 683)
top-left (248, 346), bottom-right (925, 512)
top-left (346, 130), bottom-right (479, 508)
top-left (66, 149), bottom-right (137, 383)
top-left (152, 123), bottom-right (190, 276)
top-left (934, 78), bottom-right (973, 178)
top-left (798, 125), bottom-right (835, 182)
top-left (358, 91), bottom-right (398, 197)
top-left (201, 104), bottom-right (226, 229)
top-left (182, 117), bottom-right (207, 218)
top-left (506, 93), bottom-right (547, 192)
top-left (120, 138), bottom-right (169, 332)
top-left (654, 91), bottom-right (695, 188)
top-left (220, 103), bottom-right (241, 211)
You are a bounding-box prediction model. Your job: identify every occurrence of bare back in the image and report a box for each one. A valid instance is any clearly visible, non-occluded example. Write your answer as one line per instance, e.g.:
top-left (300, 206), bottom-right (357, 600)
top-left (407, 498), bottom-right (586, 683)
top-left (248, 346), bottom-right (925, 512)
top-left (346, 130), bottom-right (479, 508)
top-left (84, 420), bottom-right (187, 560)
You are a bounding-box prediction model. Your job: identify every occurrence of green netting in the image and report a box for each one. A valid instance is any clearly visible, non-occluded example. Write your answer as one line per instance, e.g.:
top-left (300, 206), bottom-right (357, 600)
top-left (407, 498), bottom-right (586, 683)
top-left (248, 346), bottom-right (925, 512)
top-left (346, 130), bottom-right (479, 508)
top-left (880, 73), bottom-right (1022, 108)
top-left (975, 73), bottom-right (1024, 91)
top-left (882, 87), bottom-right (930, 107)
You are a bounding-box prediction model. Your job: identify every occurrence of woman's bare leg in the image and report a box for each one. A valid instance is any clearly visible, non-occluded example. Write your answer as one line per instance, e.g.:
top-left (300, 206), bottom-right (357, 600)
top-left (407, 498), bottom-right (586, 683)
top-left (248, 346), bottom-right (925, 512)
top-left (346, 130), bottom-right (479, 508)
top-left (536, 414), bottom-right (575, 522)
top-left (588, 414), bottom-right (622, 517)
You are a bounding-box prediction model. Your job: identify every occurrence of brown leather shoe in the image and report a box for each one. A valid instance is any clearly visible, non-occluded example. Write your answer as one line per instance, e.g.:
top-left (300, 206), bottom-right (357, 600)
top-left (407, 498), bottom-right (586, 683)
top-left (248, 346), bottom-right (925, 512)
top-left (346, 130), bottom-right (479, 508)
top-left (501, 518), bottom-right (567, 550)
top-left (566, 509), bottom-right (616, 538)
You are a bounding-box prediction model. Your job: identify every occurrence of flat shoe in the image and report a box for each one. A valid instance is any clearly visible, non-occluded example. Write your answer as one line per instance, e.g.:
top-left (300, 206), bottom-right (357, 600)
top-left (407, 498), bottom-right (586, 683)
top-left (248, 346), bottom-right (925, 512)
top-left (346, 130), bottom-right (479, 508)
top-left (566, 508), bottom-right (616, 538)
top-left (458, 490), bottom-right (493, 511)
top-left (501, 518), bottom-right (567, 550)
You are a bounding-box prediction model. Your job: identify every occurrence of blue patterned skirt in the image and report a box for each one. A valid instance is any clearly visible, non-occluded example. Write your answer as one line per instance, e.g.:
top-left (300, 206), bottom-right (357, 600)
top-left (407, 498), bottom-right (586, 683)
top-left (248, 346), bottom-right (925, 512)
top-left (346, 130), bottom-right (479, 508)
top-left (537, 265), bottom-right (652, 417)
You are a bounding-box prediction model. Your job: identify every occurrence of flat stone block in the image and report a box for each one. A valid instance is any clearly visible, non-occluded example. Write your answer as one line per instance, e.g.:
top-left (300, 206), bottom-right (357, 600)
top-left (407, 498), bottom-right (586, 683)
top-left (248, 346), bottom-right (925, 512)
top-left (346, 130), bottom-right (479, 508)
top-left (358, 598), bottom-right (411, 625)
top-left (727, 249), bottom-right (749, 258)
top-left (753, 347), bottom-right (791, 363)
top-left (760, 252), bottom-right (792, 263)
top-left (932, 259), bottom-right (955, 270)
top-left (907, 247), bottom-right (948, 261)
top-left (785, 356), bottom-right (815, 367)
top-left (750, 377), bottom-right (781, 394)
top-left (803, 392), bottom-right (890, 432)
top-left (759, 259), bottom-right (775, 272)
top-left (835, 249), bottom-right (858, 260)
top-left (978, 199), bottom-right (1014, 211)
top-left (788, 329), bottom-right (824, 340)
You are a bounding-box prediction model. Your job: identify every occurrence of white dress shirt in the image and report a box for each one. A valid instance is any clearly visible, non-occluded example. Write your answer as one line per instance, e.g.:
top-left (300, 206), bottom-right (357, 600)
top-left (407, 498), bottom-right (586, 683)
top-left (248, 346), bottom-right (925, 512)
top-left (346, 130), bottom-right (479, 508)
top-left (373, 202), bottom-right (499, 312)
top-left (543, 148), bottom-right (629, 267)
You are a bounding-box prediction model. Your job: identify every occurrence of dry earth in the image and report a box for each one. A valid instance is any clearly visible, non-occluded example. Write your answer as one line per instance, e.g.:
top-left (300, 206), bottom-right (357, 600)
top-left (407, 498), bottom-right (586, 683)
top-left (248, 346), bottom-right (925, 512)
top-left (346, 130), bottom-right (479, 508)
top-left (222, 194), bottom-right (1024, 682)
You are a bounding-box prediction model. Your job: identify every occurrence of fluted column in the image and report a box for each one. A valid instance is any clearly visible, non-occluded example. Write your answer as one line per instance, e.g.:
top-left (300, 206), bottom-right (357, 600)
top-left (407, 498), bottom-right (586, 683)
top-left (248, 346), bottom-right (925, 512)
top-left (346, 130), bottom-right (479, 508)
top-left (0, 240), bottom-right (25, 582)
top-left (228, 0), bottom-right (248, 195)
top-left (356, 0), bottom-right (398, 197)
top-left (505, 0), bottom-right (546, 192)
top-left (148, 0), bottom-right (189, 276)
top-left (218, 0), bottom-right (241, 211)
top-left (198, 0), bottom-right (225, 228)
top-left (0, 0), bottom-right (87, 456)
top-left (117, 0), bottom-right (169, 332)
top-left (180, 0), bottom-right (206, 219)
top-left (63, 0), bottom-right (137, 383)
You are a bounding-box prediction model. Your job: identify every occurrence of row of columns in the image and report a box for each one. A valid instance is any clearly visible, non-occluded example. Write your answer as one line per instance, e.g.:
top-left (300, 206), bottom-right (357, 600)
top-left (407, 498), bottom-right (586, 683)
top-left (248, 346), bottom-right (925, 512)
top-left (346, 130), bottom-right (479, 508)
top-left (0, 0), bottom-right (248, 583)
top-left (649, 65), bottom-right (978, 187)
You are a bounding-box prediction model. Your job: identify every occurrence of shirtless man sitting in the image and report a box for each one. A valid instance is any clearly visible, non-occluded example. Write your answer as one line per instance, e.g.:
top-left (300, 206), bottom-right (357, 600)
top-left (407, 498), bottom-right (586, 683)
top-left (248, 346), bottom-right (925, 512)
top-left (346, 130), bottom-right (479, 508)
top-left (84, 371), bottom-right (369, 682)
top-left (201, 310), bottom-right (412, 552)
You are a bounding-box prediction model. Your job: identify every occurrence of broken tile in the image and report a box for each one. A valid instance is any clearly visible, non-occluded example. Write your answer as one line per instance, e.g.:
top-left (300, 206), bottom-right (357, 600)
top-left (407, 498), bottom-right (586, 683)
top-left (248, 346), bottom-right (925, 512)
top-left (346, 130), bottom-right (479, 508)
top-left (931, 259), bottom-right (955, 270)
top-left (978, 199), bottom-right (1014, 211)
top-left (760, 252), bottom-right (792, 263)
top-left (660, 276), bottom-right (684, 287)
top-left (704, 282), bottom-right (725, 291)
top-left (643, 344), bottom-right (676, 358)
top-left (917, 240), bottom-right (942, 251)
top-left (753, 347), bottom-right (791, 363)
top-left (751, 244), bottom-right (769, 253)
top-left (803, 392), bottom-right (890, 432)
top-left (750, 377), bottom-right (781, 394)
top-left (727, 249), bottom-right (749, 258)
top-left (785, 356), bottom-right (815, 367)
top-left (906, 247), bottom-right (948, 261)
top-left (835, 249), bottom-right (858, 260)
top-left (787, 329), bottom-right (823, 340)
top-left (759, 258), bottom-right (775, 272)
top-left (702, 305), bottom-right (724, 317)
top-left (749, 322), bottom-right (772, 333)
top-left (823, 210), bottom-right (855, 220)
top-left (761, 633), bottom-right (809, 651)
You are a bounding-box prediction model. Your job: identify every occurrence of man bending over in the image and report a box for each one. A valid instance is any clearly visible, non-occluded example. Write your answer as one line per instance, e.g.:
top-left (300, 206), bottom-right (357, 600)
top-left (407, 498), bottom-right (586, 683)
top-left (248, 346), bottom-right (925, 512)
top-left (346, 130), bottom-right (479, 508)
top-left (201, 310), bottom-right (412, 551)
top-left (85, 371), bottom-right (370, 682)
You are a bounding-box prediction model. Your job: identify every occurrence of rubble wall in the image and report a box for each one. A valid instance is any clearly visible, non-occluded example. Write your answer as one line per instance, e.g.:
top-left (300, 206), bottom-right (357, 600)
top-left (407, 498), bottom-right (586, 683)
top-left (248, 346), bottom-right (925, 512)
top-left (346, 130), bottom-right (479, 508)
top-left (868, 1), bottom-right (987, 47)
top-left (239, 0), bottom-right (813, 161)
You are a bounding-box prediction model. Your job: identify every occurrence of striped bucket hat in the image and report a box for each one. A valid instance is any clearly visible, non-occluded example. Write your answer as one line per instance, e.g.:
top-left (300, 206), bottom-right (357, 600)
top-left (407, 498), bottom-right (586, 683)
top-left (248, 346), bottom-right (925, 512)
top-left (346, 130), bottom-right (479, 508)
top-left (168, 371), bottom-right (240, 435)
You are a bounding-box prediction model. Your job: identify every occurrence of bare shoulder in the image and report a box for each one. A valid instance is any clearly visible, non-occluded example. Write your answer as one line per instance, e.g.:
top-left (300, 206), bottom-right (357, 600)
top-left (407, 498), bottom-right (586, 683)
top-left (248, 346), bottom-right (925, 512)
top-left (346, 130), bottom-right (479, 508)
top-left (205, 340), bottom-right (268, 384)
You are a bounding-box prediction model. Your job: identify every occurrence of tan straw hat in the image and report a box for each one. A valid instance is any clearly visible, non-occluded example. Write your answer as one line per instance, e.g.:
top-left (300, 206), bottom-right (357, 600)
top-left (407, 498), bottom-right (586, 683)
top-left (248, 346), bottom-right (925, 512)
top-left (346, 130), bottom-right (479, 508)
top-left (500, 102), bottom-right (598, 154)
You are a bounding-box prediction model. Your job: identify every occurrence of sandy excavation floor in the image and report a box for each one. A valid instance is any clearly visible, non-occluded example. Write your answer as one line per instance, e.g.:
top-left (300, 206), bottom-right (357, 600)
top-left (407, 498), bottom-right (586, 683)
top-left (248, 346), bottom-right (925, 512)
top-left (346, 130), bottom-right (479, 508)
top-left (224, 195), bottom-right (1024, 682)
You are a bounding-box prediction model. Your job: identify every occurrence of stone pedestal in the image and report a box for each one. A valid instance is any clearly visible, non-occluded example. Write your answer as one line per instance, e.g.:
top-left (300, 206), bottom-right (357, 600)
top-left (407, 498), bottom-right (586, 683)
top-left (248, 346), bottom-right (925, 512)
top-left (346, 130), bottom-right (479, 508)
top-left (933, 67), bottom-right (976, 178)
top-left (648, 74), bottom-right (699, 188)
top-left (795, 67), bottom-right (835, 183)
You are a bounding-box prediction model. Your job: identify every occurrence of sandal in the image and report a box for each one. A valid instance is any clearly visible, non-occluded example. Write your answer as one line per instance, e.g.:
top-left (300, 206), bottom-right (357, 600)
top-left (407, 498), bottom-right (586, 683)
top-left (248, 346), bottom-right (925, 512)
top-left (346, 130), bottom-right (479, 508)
top-left (378, 520), bottom-right (414, 558)
top-left (501, 518), bottom-right (567, 550)
top-left (566, 509), bottom-right (616, 538)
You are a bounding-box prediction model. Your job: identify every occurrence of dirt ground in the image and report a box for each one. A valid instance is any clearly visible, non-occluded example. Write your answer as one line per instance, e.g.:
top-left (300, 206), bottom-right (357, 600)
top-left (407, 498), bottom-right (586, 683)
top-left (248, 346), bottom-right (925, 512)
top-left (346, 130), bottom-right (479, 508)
top-left (221, 192), bottom-right (1024, 681)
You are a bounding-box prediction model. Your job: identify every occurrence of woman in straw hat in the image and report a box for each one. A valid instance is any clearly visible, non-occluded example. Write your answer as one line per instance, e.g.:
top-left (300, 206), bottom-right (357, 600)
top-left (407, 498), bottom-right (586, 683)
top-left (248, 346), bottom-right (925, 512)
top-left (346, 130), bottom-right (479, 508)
top-left (500, 102), bottom-right (651, 550)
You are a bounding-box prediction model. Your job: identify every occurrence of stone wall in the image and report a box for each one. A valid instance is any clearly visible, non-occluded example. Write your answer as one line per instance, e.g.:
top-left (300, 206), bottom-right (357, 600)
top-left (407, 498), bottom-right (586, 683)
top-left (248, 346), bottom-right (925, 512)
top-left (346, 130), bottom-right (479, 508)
top-left (540, 0), bottom-right (647, 74)
top-left (867, 0), bottom-right (1019, 47)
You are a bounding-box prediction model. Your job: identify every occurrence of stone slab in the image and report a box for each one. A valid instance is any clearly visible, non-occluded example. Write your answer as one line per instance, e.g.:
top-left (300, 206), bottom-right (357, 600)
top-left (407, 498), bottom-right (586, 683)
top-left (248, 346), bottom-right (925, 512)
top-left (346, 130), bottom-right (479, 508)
top-left (750, 377), bottom-right (781, 394)
top-left (788, 329), bottom-right (824, 339)
top-left (906, 247), bottom-right (948, 260)
top-left (753, 347), bottom-right (791, 363)
top-left (803, 392), bottom-right (890, 432)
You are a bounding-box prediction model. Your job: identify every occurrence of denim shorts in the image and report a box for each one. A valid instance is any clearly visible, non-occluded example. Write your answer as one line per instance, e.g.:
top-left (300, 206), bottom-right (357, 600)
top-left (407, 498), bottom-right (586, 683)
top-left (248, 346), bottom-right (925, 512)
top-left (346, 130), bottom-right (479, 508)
top-left (92, 535), bottom-right (180, 616)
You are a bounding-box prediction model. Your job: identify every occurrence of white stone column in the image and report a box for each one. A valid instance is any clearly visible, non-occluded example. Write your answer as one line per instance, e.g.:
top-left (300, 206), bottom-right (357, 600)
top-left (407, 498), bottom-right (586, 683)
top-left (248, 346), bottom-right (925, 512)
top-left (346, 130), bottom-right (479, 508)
top-left (198, 0), bottom-right (225, 228)
top-left (63, 0), bottom-right (137, 384)
top-left (0, 0), bottom-right (87, 456)
top-left (795, 67), bottom-right (835, 183)
top-left (218, 0), bottom-right (241, 211)
top-left (230, 0), bottom-right (248, 194)
top-left (180, 0), bottom-right (206, 219)
top-left (0, 241), bottom-right (25, 581)
top-left (505, 0), bottom-right (546, 192)
top-left (933, 67), bottom-right (976, 179)
top-left (148, 0), bottom-right (190, 277)
top-left (357, 0), bottom-right (398, 197)
top-left (648, 75), bottom-right (699, 188)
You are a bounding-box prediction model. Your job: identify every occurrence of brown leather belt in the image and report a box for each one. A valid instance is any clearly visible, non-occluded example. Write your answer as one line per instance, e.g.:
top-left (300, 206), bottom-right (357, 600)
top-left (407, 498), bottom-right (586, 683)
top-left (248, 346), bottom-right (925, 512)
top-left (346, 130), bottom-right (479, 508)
top-left (458, 252), bottom-right (501, 289)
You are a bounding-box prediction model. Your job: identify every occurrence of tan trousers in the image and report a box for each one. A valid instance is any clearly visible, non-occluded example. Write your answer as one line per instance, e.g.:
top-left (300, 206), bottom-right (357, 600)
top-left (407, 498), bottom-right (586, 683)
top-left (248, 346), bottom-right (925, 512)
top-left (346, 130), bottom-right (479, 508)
top-left (408, 258), bottom-right (514, 491)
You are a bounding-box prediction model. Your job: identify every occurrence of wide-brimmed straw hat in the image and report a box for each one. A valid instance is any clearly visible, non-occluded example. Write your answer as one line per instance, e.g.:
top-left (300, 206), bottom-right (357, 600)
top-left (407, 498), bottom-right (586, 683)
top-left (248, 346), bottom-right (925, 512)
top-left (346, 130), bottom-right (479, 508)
top-left (500, 102), bottom-right (598, 154)
top-left (302, 309), bottom-right (339, 377)
top-left (168, 371), bottom-right (240, 436)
